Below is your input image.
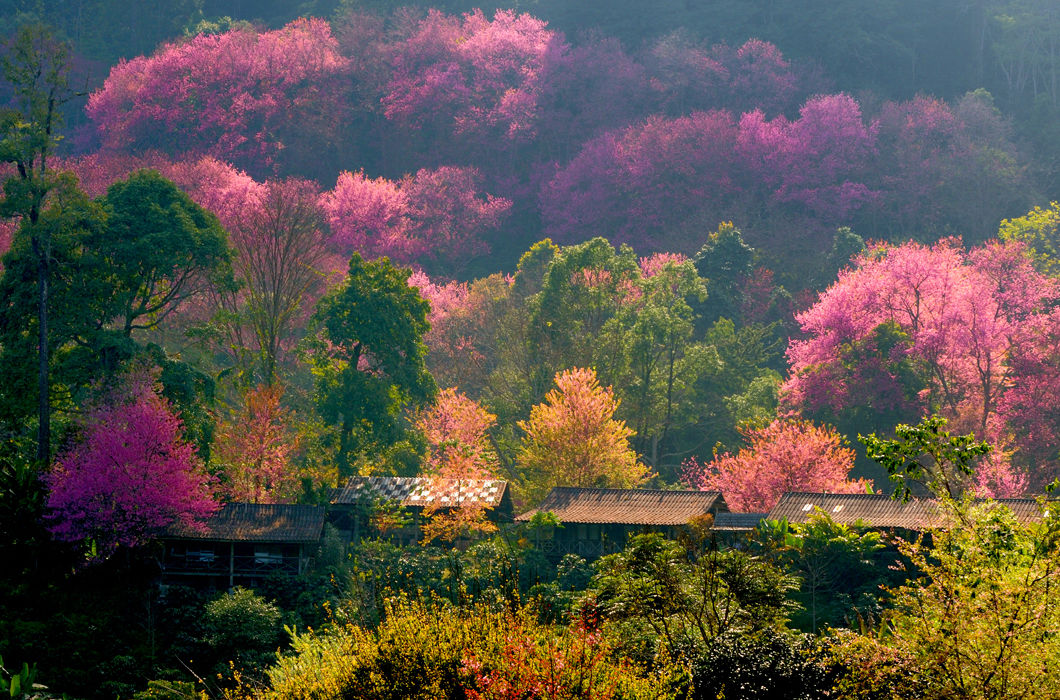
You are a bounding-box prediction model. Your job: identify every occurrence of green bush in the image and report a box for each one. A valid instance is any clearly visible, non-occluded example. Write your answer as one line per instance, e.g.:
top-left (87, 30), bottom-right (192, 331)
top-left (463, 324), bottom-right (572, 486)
top-left (245, 601), bottom-right (674, 700)
top-left (203, 588), bottom-right (282, 684)
top-left (687, 632), bottom-right (837, 700)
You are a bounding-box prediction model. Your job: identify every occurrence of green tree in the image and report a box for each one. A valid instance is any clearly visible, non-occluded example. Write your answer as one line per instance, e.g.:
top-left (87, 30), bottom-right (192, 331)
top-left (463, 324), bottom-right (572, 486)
top-left (999, 200), bottom-right (1060, 276)
top-left (310, 253), bottom-right (437, 475)
top-left (0, 24), bottom-right (73, 462)
top-left (527, 237), bottom-right (639, 386)
top-left (860, 415), bottom-right (992, 501)
top-left (95, 169), bottom-right (232, 337)
top-left (831, 501), bottom-right (1060, 699)
top-left (0, 185), bottom-right (107, 429)
top-left (692, 222), bottom-right (754, 328)
top-left (202, 587), bottom-right (282, 683)
top-left (623, 259), bottom-right (707, 468)
top-left (591, 533), bottom-right (797, 659)
top-left (756, 515), bottom-right (890, 633)
top-left (0, 171), bottom-right (230, 440)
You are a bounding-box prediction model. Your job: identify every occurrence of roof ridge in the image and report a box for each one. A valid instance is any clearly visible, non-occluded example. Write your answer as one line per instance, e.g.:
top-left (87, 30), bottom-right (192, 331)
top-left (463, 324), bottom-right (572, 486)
top-left (548, 486), bottom-right (721, 496)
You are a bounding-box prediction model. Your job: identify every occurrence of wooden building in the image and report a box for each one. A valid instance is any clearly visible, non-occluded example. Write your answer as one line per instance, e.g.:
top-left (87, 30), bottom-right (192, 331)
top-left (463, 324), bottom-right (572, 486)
top-left (329, 476), bottom-right (514, 544)
top-left (515, 487), bottom-right (731, 559)
top-left (161, 503), bottom-right (325, 589)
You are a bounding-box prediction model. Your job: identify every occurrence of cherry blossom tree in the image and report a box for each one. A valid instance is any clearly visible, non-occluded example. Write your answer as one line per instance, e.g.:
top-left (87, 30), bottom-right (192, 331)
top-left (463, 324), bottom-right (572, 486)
top-left (322, 166), bottom-right (510, 273)
top-left (784, 237), bottom-right (1059, 484)
top-left (410, 269), bottom-right (512, 396)
top-left (86, 18), bottom-right (349, 174)
top-left (735, 93), bottom-right (878, 221)
top-left (383, 9), bottom-right (554, 148)
top-left (714, 39), bottom-right (803, 115)
top-left (542, 93), bottom-right (876, 257)
top-left (45, 371), bottom-right (217, 555)
top-left (517, 367), bottom-right (647, 503)
top-left (217, 178), bottom-right (341, 385)
top-left (866, 92), bottom-right (1031, 243)
top-left (541, 110), bottom-right (742, 252)
top-left (682, 419), bottom-right (870, 512)
top-left (417, 387), bottom-right (498, 478)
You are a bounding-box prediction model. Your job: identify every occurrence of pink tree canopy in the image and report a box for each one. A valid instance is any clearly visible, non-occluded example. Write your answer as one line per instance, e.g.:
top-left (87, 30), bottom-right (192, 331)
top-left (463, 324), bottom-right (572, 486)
top-left (86, 18), bottom-right (349, 173)
top-left (45, 372), bottom-right (217, 555)
top-left (323, 166), bottom-right (510, 272)
top-left (541, 93), bottom-right (876, 255)
top-left (683, 419), bottom-right (870, 512)
top-left (383, 9), bottom-right (555, 144)
top-left (784, 237), bottom-right (1057, 486)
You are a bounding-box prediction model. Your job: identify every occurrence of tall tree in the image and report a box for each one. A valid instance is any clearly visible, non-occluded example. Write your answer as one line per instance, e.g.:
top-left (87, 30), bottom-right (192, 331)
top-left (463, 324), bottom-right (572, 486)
top-left (517, 367), bottom-right (646, 503)
top-left (218, 177), bottom-right (335, 385)
top-left (0, 25), bottom-right (72, 463)
top-left (310, 253), bottom-right (436, 475)
top-left (783, 237), bottom-right (1058, 483)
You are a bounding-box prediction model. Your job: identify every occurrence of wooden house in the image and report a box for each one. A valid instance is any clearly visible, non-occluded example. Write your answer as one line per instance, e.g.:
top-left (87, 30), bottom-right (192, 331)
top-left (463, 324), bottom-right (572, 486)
top-left (161, 503), bottom-right (325, 589)
top-left (329, 476), bottom-right (514, 544)
top-left (515, 487), bottom-right (731, 559)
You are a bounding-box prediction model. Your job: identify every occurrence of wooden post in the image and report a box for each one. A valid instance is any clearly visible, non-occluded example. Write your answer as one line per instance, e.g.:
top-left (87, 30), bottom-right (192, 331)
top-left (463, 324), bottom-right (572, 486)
top-left (228, 542), bottom-right (234, 589)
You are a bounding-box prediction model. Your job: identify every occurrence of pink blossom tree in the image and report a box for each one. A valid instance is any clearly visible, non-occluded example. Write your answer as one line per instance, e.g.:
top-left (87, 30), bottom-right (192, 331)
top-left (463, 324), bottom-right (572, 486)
top-left (866, 92), bottom-right (1030, 243)
top-left (417, 387), bottom-right (499, 478)
top-left (323, 166), bottom-right (510, 273)
top-left (996, 307), bottom-right (1060, 477)
top-left (533, 34), bottom-right (649, 158)
top-left (736, 93), bottom-right (878, 221)
top-left (415, 388), bottom-right (501, 541)
top-left (410, 269), bottom-right (510, 395)
top-left (45, 372), bottom-right (217, 555)
top-left (682, 419), bottom-right (870, 512)
top-left (63, 152), bottom-right (266, 231)
top-left (542, 93), bottom-right (876, 257)
top-left (541, 110), bottom-right (743, 252)
top-left (784, 238), bottom-right (1059, 484)
top-left (86, 18), bottom-right (349, 174)
top-left (383, 9), bottom-right (554, 148)
top-left (643, 35), bottom-right (816, 118)
top-left (714, 39), bottom-right (803, 115)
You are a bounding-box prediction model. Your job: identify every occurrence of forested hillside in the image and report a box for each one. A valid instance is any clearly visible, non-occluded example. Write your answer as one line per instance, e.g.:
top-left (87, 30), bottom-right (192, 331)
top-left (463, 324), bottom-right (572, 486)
top-left (3, 1), bottom-right (1060, 698)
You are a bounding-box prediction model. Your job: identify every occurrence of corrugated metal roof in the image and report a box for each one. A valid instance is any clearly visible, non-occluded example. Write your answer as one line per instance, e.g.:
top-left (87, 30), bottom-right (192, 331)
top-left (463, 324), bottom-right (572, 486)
top-left (994, 498), bottom-right (1052, 525)
top-left (768, 492), bottom-right (1049, 529)
top-left (713, 512), bottom-right (767, 531)
top-left (515, 487), bottom-right (726, 525)
top-left (331, 476), bottom-right (509, 508)
top-left (165, 503), bottom-right (326, 543)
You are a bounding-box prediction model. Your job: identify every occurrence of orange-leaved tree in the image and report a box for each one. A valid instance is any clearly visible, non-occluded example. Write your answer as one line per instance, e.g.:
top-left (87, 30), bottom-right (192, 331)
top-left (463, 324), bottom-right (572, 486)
top-left (415, 388), bottom-right (501, 541)
top-left (517, 367), bottom-right (647, 504)
top-left (213, 384), bottom-right (300, 503)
